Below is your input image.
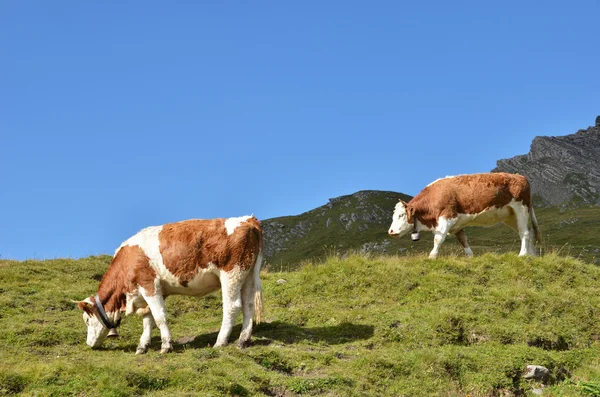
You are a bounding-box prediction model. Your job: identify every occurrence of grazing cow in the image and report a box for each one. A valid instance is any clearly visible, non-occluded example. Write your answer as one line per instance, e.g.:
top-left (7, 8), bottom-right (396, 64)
top-left (76, 216), bottom-right (264, 354)
top-left (388, 173), bottom-right (540, 258)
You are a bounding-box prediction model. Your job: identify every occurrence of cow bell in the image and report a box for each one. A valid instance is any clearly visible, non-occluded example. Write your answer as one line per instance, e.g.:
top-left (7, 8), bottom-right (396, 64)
top-left (411, 232), bottom-right (420, 241)
top-left (107, 328), bottom-right (119, 338)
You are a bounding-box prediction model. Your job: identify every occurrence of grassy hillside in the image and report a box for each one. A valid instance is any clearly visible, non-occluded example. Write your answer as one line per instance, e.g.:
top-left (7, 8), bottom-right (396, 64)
top-left (2, 254), bottom-right (600, 396)
top-left (263, 190), bottom-right (600, 271)
top-left (262, 190), bottom-right (412, 270)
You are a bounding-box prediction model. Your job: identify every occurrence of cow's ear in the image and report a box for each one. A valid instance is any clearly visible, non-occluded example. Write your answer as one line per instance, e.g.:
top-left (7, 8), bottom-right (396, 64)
top-left (407, 206), bottom-right (416, 219)
top-left (76, 300), bottom-right (95, 315)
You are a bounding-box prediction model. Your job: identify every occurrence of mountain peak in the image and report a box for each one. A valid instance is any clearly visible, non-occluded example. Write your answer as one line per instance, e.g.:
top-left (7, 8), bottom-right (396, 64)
top-left (493, 116), bottom-right (600, 206)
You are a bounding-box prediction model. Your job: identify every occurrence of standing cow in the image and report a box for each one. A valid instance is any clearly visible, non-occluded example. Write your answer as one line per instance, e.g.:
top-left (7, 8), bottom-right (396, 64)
top-left (76, 216), bottom-right (264, 354)
top-left (388, 173), bottom-right (540, 258)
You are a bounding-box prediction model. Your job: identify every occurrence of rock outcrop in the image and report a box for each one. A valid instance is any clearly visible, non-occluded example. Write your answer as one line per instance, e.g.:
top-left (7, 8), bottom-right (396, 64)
top-left (493, 116), bottom-right (600, 206)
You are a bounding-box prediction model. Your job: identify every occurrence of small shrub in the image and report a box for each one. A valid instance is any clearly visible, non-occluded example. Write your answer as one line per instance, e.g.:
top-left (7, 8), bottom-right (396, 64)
top-left (0, 373), bottom-right (28, 395)
top-left (124, 372), bottom-right (170, 392)
top-left (252, 351), bottom-right (293, 374)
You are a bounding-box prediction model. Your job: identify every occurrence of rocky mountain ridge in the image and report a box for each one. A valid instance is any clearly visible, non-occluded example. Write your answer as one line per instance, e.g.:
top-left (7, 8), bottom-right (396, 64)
top-left (493, 116), bottom-right (600, 206)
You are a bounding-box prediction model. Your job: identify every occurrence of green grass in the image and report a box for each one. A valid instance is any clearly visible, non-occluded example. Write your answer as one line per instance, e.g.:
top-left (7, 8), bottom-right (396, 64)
top-left (1, 253), bottom-right (600, 396)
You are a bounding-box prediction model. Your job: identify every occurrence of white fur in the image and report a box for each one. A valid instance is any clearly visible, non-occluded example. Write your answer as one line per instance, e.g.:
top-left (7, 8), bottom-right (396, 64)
top-left (225, 215), bottom-right (252, 235)
top-left (388, 202), bottom-right (412, 236)
top-left (119, 225), bottom-right (180, 287)
top-left (82, 297), bottom-right (110, 348)
top-left (426, 174), bottom-right (462, 187)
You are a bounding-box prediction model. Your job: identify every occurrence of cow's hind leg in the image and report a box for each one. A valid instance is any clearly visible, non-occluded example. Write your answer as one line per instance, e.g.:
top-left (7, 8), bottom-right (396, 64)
top-left (509, 201), bottom-right (535, 256)
top-left (214, 269), bottom-right (247, 347)
top-left (429, 217), bottom-right (457, 259)
top-left (136, 313), bottom-right (156, 355)
top-left (455, 229), bottom-right (473, 257)
top-left (238, 274), bottom-right (255, 348)
top-left (142, 292), bottom-right (173, 353)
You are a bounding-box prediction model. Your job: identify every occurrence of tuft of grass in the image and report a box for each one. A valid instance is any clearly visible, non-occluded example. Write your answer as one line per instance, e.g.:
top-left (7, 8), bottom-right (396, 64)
top-left (1, 253), bottom-right (600, 395)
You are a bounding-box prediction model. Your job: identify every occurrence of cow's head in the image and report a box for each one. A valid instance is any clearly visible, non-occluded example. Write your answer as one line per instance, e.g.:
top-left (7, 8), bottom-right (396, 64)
top-left (388, 200), bottom-right (415, 237)
top-left (76, 297), bottom-right (115, 348)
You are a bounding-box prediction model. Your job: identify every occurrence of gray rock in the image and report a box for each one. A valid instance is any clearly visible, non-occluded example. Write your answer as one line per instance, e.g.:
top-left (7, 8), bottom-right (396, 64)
top-left (494, 116), bottom-right (600, 206)
top-left (360, 240), bottom-right (392, 254)
top-left (523, 365), bottom-right (550, 381)
top-left (276, 279), bottom-right (287, 285)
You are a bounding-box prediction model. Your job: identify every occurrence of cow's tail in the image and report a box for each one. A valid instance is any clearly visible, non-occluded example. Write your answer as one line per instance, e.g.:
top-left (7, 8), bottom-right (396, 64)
top-left (253, 250), bottom-right (264, 324)
top-left (530, 207), bottom-right (541, 244)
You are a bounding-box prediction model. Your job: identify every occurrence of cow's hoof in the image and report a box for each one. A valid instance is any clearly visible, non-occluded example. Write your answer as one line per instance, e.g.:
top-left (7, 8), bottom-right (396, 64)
top-left (160, 346), bottom-right (173, 354)
top-left (237, 339), bottom-right (251, 349)
top-left (135, 347), bottom-right (148, 355)
top-left (213, 341), bottom-right (227, 348)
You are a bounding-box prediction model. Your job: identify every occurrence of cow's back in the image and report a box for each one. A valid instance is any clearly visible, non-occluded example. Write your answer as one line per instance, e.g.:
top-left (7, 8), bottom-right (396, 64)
top-left (157, 217), bottom-right (262, 284)
top-left (417, 173), bottom-right (531, 218)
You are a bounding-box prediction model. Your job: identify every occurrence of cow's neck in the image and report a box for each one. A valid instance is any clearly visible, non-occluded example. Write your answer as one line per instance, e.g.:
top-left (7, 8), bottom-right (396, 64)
top-left (97, 265), bottom-right (127, 315)
top-left (408, 199), bottom-right (437, 230)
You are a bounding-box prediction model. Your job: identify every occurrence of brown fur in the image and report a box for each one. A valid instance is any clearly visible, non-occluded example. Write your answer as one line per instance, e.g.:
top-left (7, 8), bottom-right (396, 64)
top-left (159, 217), bottom-right (263, 286)
top-left (406, 173), bottom-right (532, 228)
top-left (96, 245), bottom-right (155, 313)
top-left (77, 301), bottom-right (94, 315)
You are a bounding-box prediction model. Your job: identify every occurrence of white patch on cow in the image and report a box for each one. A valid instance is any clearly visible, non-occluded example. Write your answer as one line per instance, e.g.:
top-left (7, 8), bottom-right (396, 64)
top-left (81, 297), bottom-right (110, 348)
top-left (126, 293), bottom-right (148, 316)
top-left (508, 200), bottom-right (535, 256)
top-left (164, 263), bottom-right (221, 296)
top-left (119, 225), bottom-right (180, 288)
top-left (225, 215), bottom-right (252, 235)
top-left (426, 174), bottom-right (460, 187)
top-left (388, 202), bottom-right (410, 236)
top-left (448, 205), bottom-right (513, 233)
top-left (215, 266), bottom-right (251, 347)
top-left (393, 201), bottom-right (406, 217)
top-left (429, 216), bottom-right (458, 258)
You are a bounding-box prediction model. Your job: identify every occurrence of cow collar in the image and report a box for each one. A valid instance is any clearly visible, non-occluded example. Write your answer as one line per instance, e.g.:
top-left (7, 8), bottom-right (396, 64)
top-left (94, 295), bottom-right (121, 329)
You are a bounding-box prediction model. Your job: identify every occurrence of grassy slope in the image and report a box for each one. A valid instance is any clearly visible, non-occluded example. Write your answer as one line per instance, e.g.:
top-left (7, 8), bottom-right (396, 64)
top-left (266, 203), bottom-right (600, 271)
top-left (2, 254), bottom-right (600, 396)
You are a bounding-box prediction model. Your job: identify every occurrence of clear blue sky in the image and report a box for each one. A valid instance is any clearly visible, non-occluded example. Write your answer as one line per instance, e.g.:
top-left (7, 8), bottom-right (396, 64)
top-left (1, 1), bottom-right (599, 260)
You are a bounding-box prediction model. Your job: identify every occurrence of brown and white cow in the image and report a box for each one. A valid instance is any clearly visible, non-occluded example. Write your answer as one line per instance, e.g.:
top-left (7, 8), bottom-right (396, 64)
top-left (388, 173), bottom-right (540, 258)
top-left (76, 216), bottom-right (264, 354)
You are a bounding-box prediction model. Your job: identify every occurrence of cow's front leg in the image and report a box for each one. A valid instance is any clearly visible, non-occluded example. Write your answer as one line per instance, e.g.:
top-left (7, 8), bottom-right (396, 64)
top-left (455, 229), bottom-right (473, 257)
top-left (215, 270), bottom-right (244, 347)
top-left (429, 217), bottom-right (456, 259)
top-left (136, 313), bottom-right (156, 355)
top-left (143, 294), bottom-right (173, 353)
